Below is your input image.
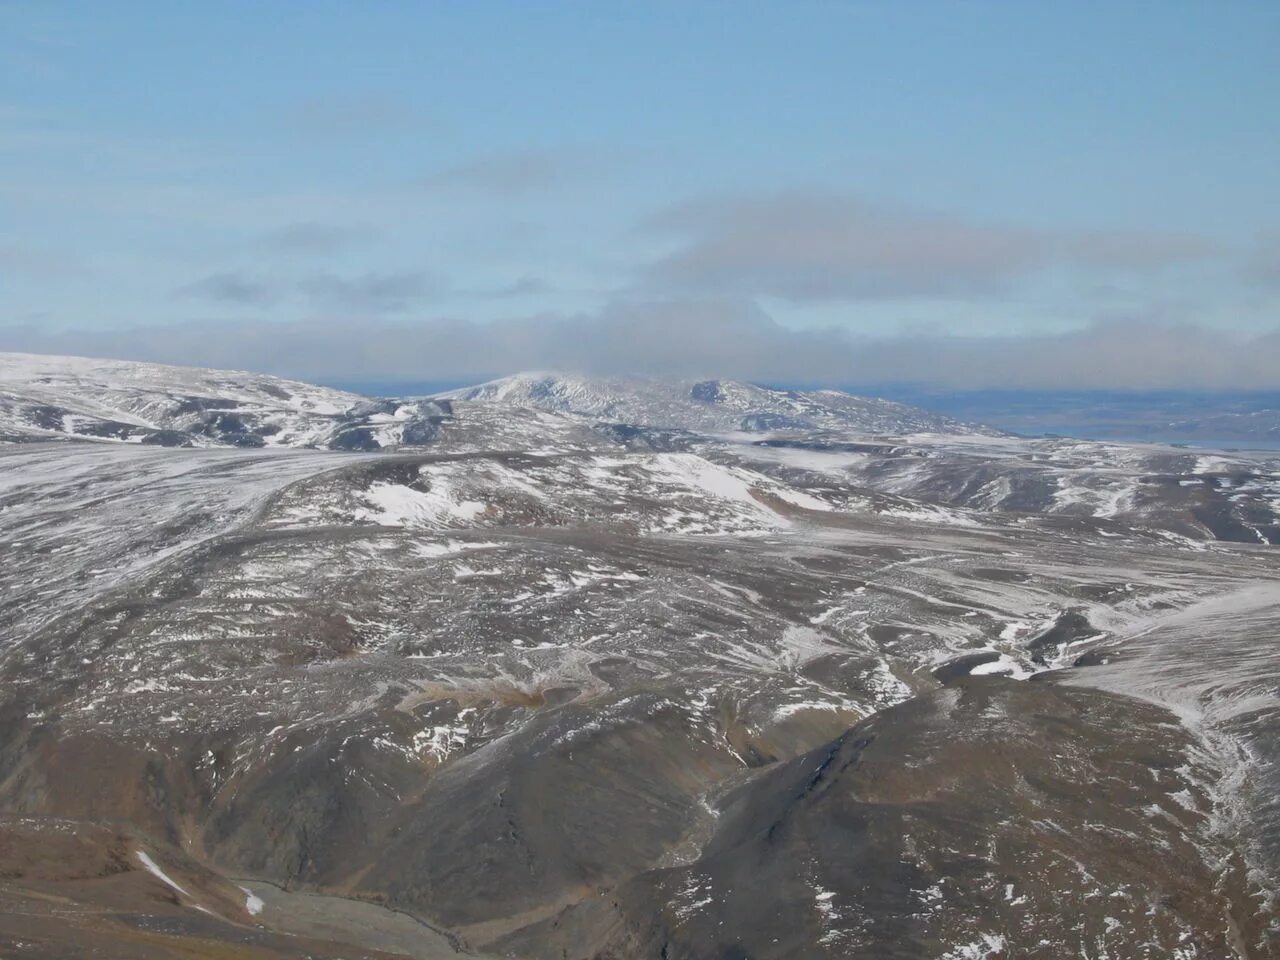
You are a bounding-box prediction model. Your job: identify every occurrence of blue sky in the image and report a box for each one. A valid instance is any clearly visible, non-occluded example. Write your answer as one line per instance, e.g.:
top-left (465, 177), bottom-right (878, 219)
top-left (2, 2), bottom-right (1279, 385)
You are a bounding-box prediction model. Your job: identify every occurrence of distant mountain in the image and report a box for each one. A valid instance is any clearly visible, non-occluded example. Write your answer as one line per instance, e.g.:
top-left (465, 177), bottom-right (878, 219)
top-left (0, 355), bottom-right (995, 451)
top-left (438, 372), bottom-right (994, 436)
top-left (0, 352), bottom-right (451, 449)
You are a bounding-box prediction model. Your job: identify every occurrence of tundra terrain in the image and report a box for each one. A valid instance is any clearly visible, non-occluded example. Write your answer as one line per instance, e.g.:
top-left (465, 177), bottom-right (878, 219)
top-left (0, 355), bottom-right (1276, 958)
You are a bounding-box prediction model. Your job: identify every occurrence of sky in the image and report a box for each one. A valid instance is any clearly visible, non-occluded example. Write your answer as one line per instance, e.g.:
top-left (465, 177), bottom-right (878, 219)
top-left (2, 1), bottom-right (1279, 388)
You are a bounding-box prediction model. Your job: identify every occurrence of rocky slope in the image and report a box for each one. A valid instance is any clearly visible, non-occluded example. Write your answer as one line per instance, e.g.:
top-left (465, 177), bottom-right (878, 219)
top-left (517, 680), bottom-right (1261, 959)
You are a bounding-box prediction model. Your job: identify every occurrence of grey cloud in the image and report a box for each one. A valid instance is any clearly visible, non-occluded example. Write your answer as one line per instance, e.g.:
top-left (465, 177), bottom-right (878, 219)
top-left (174, 268), bottom-right (435, 314)
top-left (264, 222), bottom-right (368, 255)
top-left (1247, 234), bottom-right (1280, 288)
top-left (846, 320), bottom-right (1271, 392)
top-left (422, 150), bottom-right (603, 197)
top-left (485, 276), bottom-right (551, 298)
top-left (174, 271), bottom-right (278, 306)
top-left (1064, 230), bottom-right (1221, 270)
top-left (300, 270), bottom-right (437, 314)
top-left (3, 302), bottom-right (1276, 391)
top-left (641, 192), bottom-right (1220, 302)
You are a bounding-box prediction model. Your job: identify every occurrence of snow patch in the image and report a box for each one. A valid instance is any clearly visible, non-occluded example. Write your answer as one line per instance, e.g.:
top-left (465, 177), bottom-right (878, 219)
top-left (356, 481), bottom-right (486, 528)
top-left (239, 884), bottom-right (264, 916)
top-left (136, 850), bottom-right (189, 898)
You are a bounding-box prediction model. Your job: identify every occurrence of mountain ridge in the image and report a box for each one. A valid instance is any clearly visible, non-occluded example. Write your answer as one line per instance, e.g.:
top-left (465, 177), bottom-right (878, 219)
top-left (0, 352), bottom-right (995, 448)
top-left (438, 370), bottom-right (996, 436)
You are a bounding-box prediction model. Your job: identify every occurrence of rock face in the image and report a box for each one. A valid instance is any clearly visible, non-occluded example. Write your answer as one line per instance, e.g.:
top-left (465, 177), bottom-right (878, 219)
top-left (0, 352), bottom-right (1277, 958)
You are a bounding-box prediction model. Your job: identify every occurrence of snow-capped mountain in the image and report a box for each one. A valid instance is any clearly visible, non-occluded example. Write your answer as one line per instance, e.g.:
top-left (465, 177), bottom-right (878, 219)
top-left (5, 353), bottom-right (1280, 545)
top-left (0, 355), bottom-right (988, 451)
top-left (0, 351), bottom-right (451, 449)
top-left (437, 371), bottom-right (995, 436)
